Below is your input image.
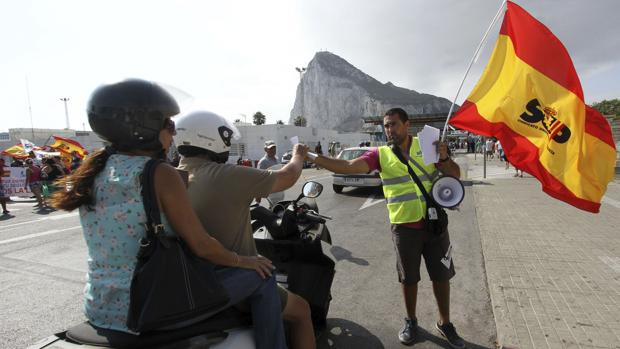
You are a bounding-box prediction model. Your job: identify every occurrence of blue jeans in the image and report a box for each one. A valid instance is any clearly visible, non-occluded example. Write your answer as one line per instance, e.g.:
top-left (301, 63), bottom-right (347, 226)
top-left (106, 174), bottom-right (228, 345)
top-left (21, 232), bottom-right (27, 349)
top-left (217, 268), bottom-right (287, 349)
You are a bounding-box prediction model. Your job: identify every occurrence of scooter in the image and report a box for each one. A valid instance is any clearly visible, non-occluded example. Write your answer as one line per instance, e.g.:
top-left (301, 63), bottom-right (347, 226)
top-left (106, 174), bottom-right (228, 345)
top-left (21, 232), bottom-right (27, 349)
top-left (251, 181), bottom-right (335, 328)
top-left (29, 181), bottom-right (335, 349)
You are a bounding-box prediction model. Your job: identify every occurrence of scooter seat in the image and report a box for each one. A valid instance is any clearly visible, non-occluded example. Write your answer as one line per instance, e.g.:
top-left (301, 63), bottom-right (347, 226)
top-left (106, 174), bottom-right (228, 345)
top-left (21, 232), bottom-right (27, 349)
top-left (65, 307), bottom-right (251, 348)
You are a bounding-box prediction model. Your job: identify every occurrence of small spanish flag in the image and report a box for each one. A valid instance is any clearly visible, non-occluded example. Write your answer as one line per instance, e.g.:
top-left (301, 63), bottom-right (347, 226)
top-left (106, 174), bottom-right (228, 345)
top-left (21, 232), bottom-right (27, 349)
top-left (1, 144), bottom-right (29, 159)
top-left (50, 136), bottom-right (89, 159)
top-left (450, 1), bottom-right (616, 213)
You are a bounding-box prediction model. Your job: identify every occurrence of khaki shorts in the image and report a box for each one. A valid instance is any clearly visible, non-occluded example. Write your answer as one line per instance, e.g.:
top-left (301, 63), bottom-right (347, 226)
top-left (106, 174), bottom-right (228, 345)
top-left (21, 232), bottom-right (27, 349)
top-left (391, 224), bottom-right (455, 285)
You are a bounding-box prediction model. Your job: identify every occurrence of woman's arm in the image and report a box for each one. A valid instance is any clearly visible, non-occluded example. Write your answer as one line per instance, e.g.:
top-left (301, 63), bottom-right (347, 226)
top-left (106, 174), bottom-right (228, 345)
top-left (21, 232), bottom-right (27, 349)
top-left (154, 163), bottom-right (274, 278)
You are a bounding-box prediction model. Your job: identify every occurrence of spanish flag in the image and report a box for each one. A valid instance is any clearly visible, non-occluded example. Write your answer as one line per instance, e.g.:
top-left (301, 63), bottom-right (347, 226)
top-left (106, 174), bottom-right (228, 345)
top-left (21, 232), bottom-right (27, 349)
top-left (449, 1), bottom-right (616, 213)
top-left (50, 136), bottom-right (89, 159)
top-left (1, 145), bottom-right (29, 159)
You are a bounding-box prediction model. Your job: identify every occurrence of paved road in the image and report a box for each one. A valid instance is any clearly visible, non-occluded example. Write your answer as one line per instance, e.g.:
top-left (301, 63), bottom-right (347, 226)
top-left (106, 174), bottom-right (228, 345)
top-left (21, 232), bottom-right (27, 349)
top-left (0, 165), bottom-right (496, 349)
top-left (461, 153), bottom-right (620, 349)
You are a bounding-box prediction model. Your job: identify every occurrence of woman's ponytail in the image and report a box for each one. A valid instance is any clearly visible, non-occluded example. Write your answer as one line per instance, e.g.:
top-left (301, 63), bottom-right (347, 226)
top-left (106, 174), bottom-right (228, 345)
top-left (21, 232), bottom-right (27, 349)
top-left (50, 146), bottom-right (115, 211)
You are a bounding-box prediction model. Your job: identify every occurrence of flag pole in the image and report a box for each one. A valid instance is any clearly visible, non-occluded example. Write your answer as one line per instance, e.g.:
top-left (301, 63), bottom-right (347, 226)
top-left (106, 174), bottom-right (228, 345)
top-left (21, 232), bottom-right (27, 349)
top-left (441, 0), bottom-right (507, 141)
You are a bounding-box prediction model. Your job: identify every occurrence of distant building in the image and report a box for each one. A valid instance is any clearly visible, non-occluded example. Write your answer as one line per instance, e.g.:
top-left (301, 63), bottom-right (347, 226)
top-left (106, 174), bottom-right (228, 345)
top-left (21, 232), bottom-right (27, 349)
top-left (229, 124), bottom-right (371, 163)
top-left (0, 128), bottom-right (105, 156)
top-left (362, 113), bottom-right (448, 139)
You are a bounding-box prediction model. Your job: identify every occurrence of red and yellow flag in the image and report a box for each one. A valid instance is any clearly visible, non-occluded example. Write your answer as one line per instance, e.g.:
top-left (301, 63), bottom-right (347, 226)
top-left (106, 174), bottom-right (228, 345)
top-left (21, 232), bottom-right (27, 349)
top-left (1, 144), bottom-right (29, 159)
top-left (449, 1), bottom-right (616, 213)
top-left (50, 136), bottom-right (89, 159)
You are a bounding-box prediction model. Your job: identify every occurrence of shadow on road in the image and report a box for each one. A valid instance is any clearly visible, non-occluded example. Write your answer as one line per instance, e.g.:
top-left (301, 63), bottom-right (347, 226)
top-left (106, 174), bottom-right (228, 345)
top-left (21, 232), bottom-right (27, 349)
top-left (330, 246), bottom-right (369, 266)
top-left (0, 213), bottom-right (15, 221)
top-left (317, 318), bottom-right (384, 349)
top-left (415, 327), bottom-right (493, 349)
top-left (463, 180), bottom-right (494, 187)
top-left (34, 207), bottom-right (56, 215)
top-left (337, 187), bottom-right (383, 198)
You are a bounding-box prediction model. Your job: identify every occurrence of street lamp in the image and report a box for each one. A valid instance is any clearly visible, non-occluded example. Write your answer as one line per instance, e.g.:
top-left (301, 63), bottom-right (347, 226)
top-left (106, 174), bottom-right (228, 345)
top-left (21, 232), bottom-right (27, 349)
top-left (60, 97), bottom-right (70, 130)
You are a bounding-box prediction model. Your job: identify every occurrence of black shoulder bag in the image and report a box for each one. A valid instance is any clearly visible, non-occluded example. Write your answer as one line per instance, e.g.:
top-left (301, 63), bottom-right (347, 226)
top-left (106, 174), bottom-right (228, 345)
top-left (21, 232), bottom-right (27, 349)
top-left (389, 145), bottom-right (448, 236)
top-left (127, 159), bottom-right (230, 332)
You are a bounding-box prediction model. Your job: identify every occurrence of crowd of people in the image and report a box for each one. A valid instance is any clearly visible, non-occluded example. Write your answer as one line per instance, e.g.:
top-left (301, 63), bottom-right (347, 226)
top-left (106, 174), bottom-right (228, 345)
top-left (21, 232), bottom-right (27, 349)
top-left (0, 151), bottom-right (83, 215)
top-left (446, 135), bottom-right (524, 178)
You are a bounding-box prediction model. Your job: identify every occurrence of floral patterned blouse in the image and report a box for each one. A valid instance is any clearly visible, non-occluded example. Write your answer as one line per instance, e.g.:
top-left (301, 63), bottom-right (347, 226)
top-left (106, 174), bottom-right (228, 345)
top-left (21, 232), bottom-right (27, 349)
top-left (79, 154), bottom-right (174, 333)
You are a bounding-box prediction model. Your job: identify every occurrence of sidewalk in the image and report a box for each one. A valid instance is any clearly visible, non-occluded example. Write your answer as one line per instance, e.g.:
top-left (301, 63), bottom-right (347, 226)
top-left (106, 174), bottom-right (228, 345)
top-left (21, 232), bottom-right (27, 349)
top-left (461, 153), bottom-right (620, 349)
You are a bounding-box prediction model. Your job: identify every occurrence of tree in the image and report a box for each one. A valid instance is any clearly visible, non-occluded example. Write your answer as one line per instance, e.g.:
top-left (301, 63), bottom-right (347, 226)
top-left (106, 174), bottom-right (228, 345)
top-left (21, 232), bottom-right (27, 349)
top-left (253, 111), bottom-right (266, 125)
top-left (276, 120), bottom-right (284, 125)
top-left (591, 99), bottom-right (620, 116)
top-left (293, 115), bottom-right (307, 127)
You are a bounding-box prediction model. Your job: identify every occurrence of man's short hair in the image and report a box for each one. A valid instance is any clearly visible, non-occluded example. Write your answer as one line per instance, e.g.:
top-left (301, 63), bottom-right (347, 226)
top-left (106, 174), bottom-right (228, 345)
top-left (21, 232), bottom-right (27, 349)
top-left (385, 108), bottom-right (409, 124)
top-left (264, 140), bottom-right (276, 149)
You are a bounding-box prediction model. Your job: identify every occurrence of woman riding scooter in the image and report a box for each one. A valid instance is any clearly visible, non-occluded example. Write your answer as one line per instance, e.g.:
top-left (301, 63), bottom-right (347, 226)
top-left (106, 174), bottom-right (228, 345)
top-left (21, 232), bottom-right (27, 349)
top-left (50, 79), bottom-right (287, 349)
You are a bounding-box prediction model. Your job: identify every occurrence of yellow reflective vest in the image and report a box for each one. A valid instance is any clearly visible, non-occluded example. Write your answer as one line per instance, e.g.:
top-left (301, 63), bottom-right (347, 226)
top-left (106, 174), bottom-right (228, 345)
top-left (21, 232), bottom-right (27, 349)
top-left (378, 138), bottom-right (439, 224)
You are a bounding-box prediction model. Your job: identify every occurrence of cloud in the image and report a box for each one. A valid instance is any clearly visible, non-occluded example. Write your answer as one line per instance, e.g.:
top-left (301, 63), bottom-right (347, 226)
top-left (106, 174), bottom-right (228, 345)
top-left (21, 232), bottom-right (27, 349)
top-left (1, 0), bottom-right (618, 131)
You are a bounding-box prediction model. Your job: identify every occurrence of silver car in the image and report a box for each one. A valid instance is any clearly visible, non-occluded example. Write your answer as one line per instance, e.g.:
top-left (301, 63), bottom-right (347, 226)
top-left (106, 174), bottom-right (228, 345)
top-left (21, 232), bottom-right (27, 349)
top-left (332, 147), bottom-right (381, 193)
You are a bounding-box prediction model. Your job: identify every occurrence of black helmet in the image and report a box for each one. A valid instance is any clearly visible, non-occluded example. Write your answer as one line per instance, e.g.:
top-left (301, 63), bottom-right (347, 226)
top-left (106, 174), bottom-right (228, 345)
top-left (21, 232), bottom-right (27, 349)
top-left (87, 79), bottom-right (180, 151)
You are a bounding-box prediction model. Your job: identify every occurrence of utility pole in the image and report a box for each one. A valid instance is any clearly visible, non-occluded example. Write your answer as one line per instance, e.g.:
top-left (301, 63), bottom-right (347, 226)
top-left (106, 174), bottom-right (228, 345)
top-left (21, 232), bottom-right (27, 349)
top-left (60, 97), bottom-right (70, 130)
top-left (25, 76), bottom-right (35, 140)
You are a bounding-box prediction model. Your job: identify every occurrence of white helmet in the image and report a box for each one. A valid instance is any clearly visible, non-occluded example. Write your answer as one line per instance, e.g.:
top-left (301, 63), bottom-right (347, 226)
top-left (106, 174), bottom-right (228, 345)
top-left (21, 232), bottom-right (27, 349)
top-left (174, 110), bottom-right (241, 162)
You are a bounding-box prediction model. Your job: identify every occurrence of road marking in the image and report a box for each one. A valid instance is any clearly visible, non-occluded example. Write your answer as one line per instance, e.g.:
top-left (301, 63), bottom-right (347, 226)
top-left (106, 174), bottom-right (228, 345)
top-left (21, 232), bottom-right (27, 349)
top-left (0, 225), bottom-right (81, 245)
top-left (359, 193), bottom-right (385, 211)
top-left (6, 202), bottom-right (36, 206)
top-left (602, 196), bottom-right (620, 209)
top-left (599, 256), bottom-right (620, 273)
top-left (0, 212), bottom-right (79, 229)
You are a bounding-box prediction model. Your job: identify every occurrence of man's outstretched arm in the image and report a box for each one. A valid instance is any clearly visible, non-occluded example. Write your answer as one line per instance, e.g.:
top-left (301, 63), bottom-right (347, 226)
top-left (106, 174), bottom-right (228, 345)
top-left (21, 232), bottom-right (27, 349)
top-left (310, 154), bottom-right (370, 174)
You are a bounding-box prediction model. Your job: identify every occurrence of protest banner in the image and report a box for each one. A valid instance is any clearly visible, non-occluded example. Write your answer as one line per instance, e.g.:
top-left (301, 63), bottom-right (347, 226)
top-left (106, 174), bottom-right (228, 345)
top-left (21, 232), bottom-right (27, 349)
top-left (0, 167), bottom-right (33, 197)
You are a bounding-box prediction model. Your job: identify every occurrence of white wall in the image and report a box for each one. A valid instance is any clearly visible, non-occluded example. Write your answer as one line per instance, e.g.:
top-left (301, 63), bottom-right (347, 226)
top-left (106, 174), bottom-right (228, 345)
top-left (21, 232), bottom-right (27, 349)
top-left (230, 124), bottom-right (371, 163)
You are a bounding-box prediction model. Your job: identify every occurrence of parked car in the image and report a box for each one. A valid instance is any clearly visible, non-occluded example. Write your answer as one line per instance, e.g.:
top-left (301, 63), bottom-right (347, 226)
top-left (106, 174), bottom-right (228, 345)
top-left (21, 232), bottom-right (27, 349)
top-left (281, 150), bottom-right (311, 168)
top-left (332, 147), bottom-right (381, 193)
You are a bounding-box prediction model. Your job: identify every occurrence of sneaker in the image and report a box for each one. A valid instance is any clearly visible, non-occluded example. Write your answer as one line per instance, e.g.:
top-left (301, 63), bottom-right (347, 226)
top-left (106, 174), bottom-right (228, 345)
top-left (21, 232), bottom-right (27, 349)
top-left (436, 322), bottom-right (465, 349)
top-left (2, 210), bottom-right (9, 215)
top-left (398, 317), bottom-right (417, 345)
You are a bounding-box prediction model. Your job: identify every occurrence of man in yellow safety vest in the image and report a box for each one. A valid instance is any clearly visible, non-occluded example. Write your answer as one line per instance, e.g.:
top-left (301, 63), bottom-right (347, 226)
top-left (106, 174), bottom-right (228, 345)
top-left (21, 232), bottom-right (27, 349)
top-left (306, 108), bottom-right (464, 348)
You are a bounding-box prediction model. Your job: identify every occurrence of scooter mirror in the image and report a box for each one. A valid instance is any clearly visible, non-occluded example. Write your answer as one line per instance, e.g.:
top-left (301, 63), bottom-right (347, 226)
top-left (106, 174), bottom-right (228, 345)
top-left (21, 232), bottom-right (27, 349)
top-left (302, 181), bottom-right (323, 198)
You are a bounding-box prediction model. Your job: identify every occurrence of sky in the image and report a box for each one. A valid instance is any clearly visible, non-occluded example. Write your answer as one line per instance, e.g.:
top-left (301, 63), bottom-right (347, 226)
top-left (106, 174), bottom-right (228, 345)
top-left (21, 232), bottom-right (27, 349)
top-left (1, 0), bottom-right (619, 133)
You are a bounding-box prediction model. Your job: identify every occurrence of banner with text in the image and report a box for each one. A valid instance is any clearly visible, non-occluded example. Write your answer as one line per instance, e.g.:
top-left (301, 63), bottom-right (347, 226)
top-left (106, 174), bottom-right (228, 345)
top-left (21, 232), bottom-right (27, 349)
top-left (1, 167), bottom-right (32, 197)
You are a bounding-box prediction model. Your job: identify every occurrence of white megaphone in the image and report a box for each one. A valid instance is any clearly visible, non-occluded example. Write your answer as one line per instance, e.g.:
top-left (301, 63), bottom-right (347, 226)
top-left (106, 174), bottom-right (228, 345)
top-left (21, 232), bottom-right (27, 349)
top-left (430, 176), bottom-right (464, 209)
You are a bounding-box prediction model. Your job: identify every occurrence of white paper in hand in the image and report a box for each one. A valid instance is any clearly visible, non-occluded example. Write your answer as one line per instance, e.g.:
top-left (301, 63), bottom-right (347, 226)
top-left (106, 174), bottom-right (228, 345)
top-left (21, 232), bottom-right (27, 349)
top-left (417, 125), bottom-right (440, 165)
top-left (290, 136), bottom-right (299, 145)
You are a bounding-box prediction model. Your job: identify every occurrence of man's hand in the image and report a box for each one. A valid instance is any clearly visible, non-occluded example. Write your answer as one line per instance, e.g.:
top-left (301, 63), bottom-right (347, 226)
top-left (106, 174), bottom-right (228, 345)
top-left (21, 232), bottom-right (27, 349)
top-left (293, 143), bottom-right (309, 158)
top-left (434, 140), bottom-right (450, 160)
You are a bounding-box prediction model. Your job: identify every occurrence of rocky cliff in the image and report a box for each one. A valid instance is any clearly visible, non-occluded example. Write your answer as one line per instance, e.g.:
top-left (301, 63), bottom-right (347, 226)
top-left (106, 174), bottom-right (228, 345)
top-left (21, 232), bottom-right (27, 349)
top-left (289, 51), bottom-right (454, 131)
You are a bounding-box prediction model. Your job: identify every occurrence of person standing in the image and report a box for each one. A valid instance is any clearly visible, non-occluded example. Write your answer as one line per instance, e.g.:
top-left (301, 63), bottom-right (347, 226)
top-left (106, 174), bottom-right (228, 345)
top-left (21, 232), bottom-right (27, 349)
top-left (257, 140), bottom-right (279, 170)
top-left (24, 158), bottom-right (46, 208)
top-left (305, 108), bottom-right (464, 348)
top-left (314, 142), bottom-right (323, 170)
top-left (485, 138), bottom-right (494, 160)
top-left (0, 158), bottom-right (9, 214)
